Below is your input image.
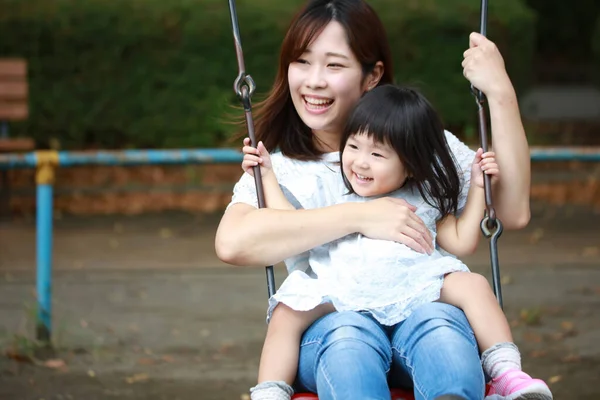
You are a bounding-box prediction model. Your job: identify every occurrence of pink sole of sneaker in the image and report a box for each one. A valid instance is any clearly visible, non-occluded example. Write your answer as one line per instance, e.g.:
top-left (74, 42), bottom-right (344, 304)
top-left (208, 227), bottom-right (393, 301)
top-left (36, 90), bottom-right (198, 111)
top-left (485, 381), bottom-right (553, 400)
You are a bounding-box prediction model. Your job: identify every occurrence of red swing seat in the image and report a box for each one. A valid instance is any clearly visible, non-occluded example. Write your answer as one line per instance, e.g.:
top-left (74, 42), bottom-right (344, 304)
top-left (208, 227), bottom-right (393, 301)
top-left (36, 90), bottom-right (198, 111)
top-left (293, 388), bottom-right (415, 400)
top-left (293, 385), bottom-right (492, 399)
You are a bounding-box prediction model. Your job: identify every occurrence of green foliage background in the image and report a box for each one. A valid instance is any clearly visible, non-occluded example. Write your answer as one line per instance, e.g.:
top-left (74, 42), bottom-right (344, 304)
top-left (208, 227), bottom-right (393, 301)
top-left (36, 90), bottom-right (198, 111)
top-left (0, 0), bottom-right (536, 149)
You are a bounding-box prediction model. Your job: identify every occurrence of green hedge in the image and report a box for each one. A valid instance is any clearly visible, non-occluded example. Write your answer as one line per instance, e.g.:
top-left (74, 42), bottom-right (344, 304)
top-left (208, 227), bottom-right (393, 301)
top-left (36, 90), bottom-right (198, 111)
top-left (0, 0), bottom-right (535, 149)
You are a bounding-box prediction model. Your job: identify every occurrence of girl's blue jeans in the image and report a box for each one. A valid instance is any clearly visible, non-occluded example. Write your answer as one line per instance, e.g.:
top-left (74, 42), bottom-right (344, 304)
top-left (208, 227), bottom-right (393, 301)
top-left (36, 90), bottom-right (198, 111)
top-left (294, 302), bottom-right (486, 400)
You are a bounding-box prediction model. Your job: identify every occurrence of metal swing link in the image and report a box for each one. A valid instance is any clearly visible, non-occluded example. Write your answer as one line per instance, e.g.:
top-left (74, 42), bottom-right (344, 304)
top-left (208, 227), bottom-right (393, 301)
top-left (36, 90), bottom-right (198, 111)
top-left (473, 0), bottom-right (504, 309)
top-left (227, 0), bottom-right (276, 298)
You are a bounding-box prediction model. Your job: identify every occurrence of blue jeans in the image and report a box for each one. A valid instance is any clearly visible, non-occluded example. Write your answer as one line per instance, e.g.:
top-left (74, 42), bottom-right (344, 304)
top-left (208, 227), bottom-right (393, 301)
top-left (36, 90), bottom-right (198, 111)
top-left (294, 302), bottom-right (485, 400)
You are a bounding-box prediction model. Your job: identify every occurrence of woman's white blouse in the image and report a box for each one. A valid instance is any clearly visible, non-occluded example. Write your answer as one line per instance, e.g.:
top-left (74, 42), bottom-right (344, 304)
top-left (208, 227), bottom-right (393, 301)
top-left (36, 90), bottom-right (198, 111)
top-left (227, 131), bottom-right (476, 325)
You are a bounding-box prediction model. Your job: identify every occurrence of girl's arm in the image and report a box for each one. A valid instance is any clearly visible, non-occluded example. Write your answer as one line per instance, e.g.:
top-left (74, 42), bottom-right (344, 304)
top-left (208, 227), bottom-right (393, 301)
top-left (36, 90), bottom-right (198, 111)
top-left (437, 149), bottom-right (498, 256)
top-left (436, 185), bottom-right (485, 257)
top-left (463, 32), bottom-right (531, 229)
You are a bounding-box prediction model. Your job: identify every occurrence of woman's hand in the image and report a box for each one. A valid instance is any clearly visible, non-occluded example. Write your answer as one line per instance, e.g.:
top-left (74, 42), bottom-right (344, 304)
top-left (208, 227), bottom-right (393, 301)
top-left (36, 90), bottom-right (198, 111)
top-left (471, 148), bottom-right (499, 188)
top-left (358, 197), bottom-right (434, 254)
top-left (242, 138), bottom-right (273, 178)
top-left (462, 32), bottom-right (514, 101)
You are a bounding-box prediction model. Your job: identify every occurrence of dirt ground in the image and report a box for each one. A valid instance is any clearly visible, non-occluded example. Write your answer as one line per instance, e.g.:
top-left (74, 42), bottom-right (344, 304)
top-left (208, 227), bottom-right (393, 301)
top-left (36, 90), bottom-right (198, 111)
top-left (0, 202), bottom-right (599, 400)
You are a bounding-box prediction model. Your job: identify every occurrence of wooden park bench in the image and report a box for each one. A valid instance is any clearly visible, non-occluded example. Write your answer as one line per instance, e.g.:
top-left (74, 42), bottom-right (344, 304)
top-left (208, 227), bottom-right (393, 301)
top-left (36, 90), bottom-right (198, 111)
top-left (0, 58), bottom-right (34, 216)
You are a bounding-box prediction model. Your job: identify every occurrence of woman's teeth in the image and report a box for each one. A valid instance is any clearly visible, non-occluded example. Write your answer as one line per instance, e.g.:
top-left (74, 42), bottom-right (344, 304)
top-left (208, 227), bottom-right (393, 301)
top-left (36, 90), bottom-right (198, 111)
top-left (304, 96), bottom-right (333, 108)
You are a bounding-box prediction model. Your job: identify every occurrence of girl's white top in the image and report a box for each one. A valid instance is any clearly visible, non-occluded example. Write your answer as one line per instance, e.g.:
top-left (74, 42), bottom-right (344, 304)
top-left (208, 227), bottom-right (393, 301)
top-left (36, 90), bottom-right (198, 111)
top-left (227, 131), bottom-right (475, 325)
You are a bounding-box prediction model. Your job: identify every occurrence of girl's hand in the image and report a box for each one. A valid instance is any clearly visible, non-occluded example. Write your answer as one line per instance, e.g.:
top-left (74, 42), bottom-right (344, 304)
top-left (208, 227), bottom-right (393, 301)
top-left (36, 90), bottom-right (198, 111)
top-left (359, 197), bottom-right (435, 254)
top-left (471, 148), bottom-right (499, 188)
top-left (462, 32), bottom-right (515, 101)
top-left (241, 138), bottom-right (273, 178)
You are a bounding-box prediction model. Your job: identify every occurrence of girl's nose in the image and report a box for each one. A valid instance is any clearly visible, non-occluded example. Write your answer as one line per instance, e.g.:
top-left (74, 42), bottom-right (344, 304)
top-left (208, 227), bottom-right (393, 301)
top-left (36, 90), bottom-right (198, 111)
top-left (355, 155), bottom-right (370, 169)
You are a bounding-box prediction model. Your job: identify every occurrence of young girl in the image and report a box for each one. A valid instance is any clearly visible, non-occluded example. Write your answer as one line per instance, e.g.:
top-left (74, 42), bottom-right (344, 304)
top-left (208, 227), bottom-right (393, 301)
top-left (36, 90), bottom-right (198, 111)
top-left (242, 85), bottom-right (552, 400)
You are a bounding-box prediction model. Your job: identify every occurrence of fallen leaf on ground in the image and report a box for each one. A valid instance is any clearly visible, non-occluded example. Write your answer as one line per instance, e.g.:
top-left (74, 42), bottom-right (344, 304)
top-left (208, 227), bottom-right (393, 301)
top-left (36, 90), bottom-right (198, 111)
top-left (87, 370), bottom-right (96, 377)
top-left (161, 355), bottom-right (175, 363)
top-left (528, 228), bottom-right (544, 244)
top-left (581, 246), bottom-right (599, 257)
top-left (4, 350), bottom-right (32, 363)
top-left (548, 375), bottom-right (562, 384)
top-left (125, 373), bottom-right (149, 384)
top-left (137, 357), bottom-right (156, 365)
top-left (529, 350), bottom-right (547, 358)
top-left (522, 331), bottom-right (543, 343)
top-left (520, 308), bottom-right (542, 325)
top-left (219, 341), bottom-right (235, 354)
top-left (160, 228), bottom-right (173, 238)
top-left (561, 354), bottom-right (581, 363)
top-left (561, 321), bottom-right (575, 331)
top-left (44, 359), bottom-right (66, 369)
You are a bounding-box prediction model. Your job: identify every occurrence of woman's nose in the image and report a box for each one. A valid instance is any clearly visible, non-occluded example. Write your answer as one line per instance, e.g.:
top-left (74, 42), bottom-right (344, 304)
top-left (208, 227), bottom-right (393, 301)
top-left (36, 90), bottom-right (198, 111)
top-left (305, 65), bottom-right (326, 89)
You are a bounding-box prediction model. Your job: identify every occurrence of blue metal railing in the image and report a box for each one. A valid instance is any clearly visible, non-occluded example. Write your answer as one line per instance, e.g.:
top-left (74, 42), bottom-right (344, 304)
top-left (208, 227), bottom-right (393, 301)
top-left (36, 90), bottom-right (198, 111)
top-left (0, 148), bottom-right (243, 342)
top-left (529, 147), bottom-right (600, 162)
top-left (0, 146), bottom-right (598, 343)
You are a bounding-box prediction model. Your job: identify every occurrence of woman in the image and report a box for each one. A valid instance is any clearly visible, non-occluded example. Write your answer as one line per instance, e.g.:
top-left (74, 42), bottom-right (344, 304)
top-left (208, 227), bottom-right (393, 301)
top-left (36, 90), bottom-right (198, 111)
top-left (215, 1), bottom-right (531, 399)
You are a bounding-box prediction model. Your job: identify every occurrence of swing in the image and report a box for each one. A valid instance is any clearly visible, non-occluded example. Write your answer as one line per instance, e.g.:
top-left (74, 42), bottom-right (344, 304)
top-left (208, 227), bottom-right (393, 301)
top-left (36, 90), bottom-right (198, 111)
top-left (226, 0), bottom-right (503, 398)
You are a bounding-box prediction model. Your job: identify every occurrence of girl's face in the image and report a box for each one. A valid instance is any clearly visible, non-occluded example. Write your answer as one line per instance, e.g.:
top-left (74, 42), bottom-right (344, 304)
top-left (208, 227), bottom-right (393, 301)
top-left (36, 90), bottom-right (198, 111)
top-left (342, 132), bottom-right (408, 197)
top-left (288, 22), bottom-right (377, 149)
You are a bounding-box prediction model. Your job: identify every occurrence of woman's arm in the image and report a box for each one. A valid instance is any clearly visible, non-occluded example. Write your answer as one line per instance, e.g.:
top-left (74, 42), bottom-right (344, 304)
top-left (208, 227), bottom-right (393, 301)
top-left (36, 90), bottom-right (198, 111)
top-left (215, 196), bottom-right (434, 267)
top-left (216, 202), bottom-right (361, 266)
top-left (486, 88), bottom-right (530, 229)
top-left (463, 32), bottom-right (531, 229)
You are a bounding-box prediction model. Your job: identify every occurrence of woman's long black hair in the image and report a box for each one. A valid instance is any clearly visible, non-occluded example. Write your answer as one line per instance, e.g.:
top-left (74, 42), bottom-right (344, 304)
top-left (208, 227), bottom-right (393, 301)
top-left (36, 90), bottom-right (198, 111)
top-left (340, 84), bottom-right (462, 217)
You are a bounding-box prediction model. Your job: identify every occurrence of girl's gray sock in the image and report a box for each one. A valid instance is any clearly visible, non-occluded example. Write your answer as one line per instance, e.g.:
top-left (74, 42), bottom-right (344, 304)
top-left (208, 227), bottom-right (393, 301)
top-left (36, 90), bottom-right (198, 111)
top-left (250, 380), bottom-right (294, 400)
top-left (481, 341), bottom-right (522, 379)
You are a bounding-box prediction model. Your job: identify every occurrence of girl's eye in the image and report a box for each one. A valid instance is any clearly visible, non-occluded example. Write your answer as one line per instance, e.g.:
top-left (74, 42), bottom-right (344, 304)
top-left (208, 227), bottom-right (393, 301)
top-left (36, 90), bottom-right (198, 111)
top-left (347, 144), bottom-right (358, 150)
top-left (372, 152), bottom-right (384, 158)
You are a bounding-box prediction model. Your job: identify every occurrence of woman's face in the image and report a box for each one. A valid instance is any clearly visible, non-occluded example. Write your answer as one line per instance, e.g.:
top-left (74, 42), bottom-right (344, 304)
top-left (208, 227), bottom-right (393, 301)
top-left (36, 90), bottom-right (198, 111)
top-left (288, 22), bottom-right (375, 149)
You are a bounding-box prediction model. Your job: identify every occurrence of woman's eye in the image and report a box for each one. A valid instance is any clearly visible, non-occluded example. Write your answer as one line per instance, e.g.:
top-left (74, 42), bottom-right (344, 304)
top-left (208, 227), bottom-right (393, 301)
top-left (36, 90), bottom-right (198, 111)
top-left (296, 58), bottom-right (308, 64)
top-left (329, 63), bottom-right (343, 68)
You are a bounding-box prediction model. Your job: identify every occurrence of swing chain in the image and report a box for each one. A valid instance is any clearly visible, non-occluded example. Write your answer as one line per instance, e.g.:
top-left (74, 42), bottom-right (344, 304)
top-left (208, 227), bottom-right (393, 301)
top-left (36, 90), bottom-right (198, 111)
top-left (228, 0), bottom-right (276, 299)
top-left (480, 214), bottom-right (502, 238)
top-left (234, 72), bottom-right (256, 108)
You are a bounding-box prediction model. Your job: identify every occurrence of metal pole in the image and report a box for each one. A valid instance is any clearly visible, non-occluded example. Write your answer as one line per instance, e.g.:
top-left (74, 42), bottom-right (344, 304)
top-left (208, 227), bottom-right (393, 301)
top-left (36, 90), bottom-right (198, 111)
top-left (36, 183), bottom-right (53, 342)
top-left (35, 151), bottom-right (58, 343)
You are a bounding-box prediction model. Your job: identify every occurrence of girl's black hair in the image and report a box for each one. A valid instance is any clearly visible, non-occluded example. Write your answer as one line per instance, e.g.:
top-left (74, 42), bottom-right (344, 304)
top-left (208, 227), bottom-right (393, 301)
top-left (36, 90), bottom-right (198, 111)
top-left (340, 84), bottom-right (461, 217)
